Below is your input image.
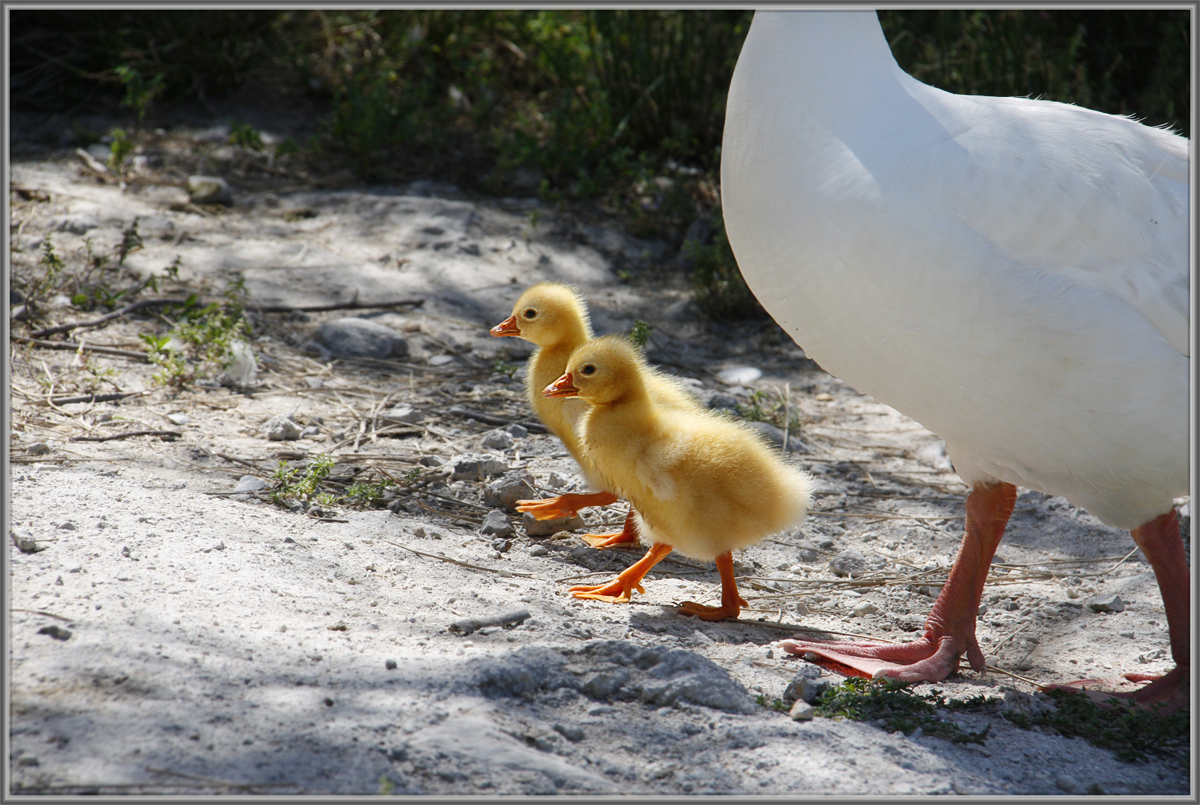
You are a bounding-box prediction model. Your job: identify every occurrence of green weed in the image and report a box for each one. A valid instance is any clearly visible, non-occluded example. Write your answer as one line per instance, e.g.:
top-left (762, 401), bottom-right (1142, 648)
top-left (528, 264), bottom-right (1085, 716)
top-left (737, 388), bottom-right (801, 434)
top-left (627, 319), bottom-right (651, 350)
top-left (1002, 688), bottom-right (1189, 765)
top-left (814, 678), bottom-right (995, 745)
top-left (107, 127), bottom-right (135, 171)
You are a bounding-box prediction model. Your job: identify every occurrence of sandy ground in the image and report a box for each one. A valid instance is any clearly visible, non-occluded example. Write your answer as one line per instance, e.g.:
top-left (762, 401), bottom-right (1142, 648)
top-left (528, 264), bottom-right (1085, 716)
top-left (6, 122), bottom-right (1193, 796)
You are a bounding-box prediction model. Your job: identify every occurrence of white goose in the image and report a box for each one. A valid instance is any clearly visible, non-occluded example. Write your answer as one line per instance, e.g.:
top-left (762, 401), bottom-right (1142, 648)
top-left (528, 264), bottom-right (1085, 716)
top-left (721, 10), bottom-right (1189, 708)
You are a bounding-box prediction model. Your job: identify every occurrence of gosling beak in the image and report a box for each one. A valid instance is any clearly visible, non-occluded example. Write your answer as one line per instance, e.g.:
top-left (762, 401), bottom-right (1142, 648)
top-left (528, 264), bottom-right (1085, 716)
top-left (490, 315), bottom-right (520, 337)
top-left (544, 373), bottom-right (579, 398)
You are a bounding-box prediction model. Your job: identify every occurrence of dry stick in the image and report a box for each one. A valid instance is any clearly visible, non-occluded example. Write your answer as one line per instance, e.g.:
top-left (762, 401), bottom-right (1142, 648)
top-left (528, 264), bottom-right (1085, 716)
top-left (29, 297), bottom-right (196, 339)
top-left (379, 537), bottom-right (534, 578)
top-left (449, 405), bottom-right (548, 434)
top-left (11, 608), bottom-right (73, 622)
top-left (71, 429), bottom-right (182, 442)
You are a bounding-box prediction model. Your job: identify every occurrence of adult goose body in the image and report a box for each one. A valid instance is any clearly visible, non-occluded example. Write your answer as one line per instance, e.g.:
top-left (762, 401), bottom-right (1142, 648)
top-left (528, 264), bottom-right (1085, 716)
top-left (721, 10), bottom-right (1189, 707)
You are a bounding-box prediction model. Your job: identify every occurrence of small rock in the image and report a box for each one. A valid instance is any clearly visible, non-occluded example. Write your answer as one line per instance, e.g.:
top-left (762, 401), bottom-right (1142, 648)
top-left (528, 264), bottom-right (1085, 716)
top-left (788, 700), bottom-right (815, 721)
top-left (428, 354), bottom-right (456, 367)
top-left (529, 544), bottom-right (550, 557)
top-left (1089, 594), bottom-right (1125, 613)
top-left (186, 175), bottom-right (233, 205)
top-left (385, 659), bottom-right (398, 670)
top-left (304, 376), bottom-right (325, 389)
top-left (49, 213), bottom-right (102, 235)
top-left (37, 625), bottom-right (72, 641)
top-left (219, 340), bottom-right (258, 387)
top-left (383, 404), bottom-right (421, 425)
top-left (1055, 775), bottom-right (1078, 793)
top-left (479, 510), bottom-right (514, 539)
top-left (58, 522), bottom-right (76, 531)
top-left (482, 471), bottom-right (536, 511)
top-left (718, 366), bottom-right (762, 385)
top-left (491, 537), bottom-right (512, 553)
top-left (262, 414), bottom-right (302, 441)
top-left (482, 430), bottom-right (515, 451)
top-left (300, 425), bottom-right (321, 439)
top-left (553, 723), bottom-right (585, 742)
top-left (782, 668), bottom-right (828, 704)
top-left (851, 600), bottom-right (878, 617)
top-left (706, 392), bottom-right (740, 410)
top-left (449, 454), bottom-right (508, 481)
top-left (10, 531), bottom-right (44, 554)
top-left (828, 548), bottom-right (886, 577)
top-left (26, 442), bottom-right (51, 456)
top-left (310, 318), bottom-right (409, 360)
top-left (522, 512), bottom-right (585, 537)
top-left (166, 413), bottom-right (190, 426)
top-left (233, 475), bottom-right (267, 493)
top-left (418, 455), bottom-right (446, 468)
top-left (505, 423), bottom-right (529, 438)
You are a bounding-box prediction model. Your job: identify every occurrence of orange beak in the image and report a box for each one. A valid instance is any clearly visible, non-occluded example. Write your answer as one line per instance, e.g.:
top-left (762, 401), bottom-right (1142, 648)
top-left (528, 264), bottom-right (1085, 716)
top-left (544, 372), bottom-right (579, 398)
top-left (490, 315), bottom-right (520, 337)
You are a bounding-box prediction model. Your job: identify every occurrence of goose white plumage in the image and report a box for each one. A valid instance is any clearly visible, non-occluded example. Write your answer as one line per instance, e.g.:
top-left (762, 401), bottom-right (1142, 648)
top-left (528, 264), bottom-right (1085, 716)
top-left (721, 10), bottom-right (1189, 708)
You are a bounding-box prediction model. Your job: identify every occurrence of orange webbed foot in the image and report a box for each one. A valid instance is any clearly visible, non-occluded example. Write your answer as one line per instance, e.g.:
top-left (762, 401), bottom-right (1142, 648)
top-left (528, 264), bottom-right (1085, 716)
top-left (677, 598), bottom-right (746, 622)
top-left (580, 510), bottom-right (640, 549)
top-left (569, 578), bottom-right (646, 604)
top-left (516, 490), bottom-right (619, 521)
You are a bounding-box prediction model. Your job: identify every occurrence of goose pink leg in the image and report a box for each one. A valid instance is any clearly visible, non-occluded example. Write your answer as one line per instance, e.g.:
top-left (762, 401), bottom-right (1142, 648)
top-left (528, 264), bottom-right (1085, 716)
top-left (779, 481), bottom-right (1016, 682)
top-left (1041, 509), bottom-right (1189, 710)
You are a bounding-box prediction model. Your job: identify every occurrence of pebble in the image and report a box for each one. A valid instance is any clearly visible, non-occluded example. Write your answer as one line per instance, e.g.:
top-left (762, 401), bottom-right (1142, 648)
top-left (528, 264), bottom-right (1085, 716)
top-left (828, 548), bottom-right (887, 577)
top-left (718, 366), bottom-right (762, 385)
top-left (262, 414), bottom-right (303, 441)
top-left (783, 667), bottom-right (828, 704)
top-left (383, 405), bottom-right (421, 425)
top-left (166, 413), bottom-right (190, 426)
top-left (58, 522), bottom-right (77, 531)
top-left (304, 376), bottom-right (325, 389)
top-left (706, 392), bottom-right (740, 410)
top-left (1088, 594), bottom-right (1125, 613)
top-left (788, 700), bottom-right (815, 721)
top-left (505, 423), bottom-right (529, 438)
top-left (300, 425), bottom-right (321, 439)
top-left (186, 175), bottom-right (233, 206)
top-left (37, 625), bottom-right (73, 641)
top-left (491, 538), bottom-right (512, 553)
top-left (529, 545), bottom-right (550, 557)
top-left (385, 659), bottom-right (398, 670)
top-left (1055, 775), bottom-right (1078, 793)
top-left (479, 510), bottom-right (514, 539)
top-left (522, 512), bottom-right (585, 537)
top-left (26, 443), bottom-right (51, 456)
top-left (482, 471), bottom-right (536, 510)
top-left (10, 531), bottom-right (43, 554)
top-left (233, 475), bottom-right (267, 494)
top-left (428, 355), bottom-right (456, 367)
top-left (308, 318), bottom-right (409, 359)
top-left (449, 454), bottom-right (508, 481)
top-left (481, 429), bottom-right (514, 451)
top-left (851, 600), bottom-right (879, 617)
top-left (49, 213), bottom-right (101, 235)
top-left (553, 723), bottom-right (585, 742)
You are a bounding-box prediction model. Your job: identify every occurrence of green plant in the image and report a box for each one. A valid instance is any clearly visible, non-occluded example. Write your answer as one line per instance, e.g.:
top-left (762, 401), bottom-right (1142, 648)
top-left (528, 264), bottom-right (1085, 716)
top-left (140, 295), bottom-right (251, 387)
top-left (343, 477), bottom-right (396, 508)
top-left (814, 678), bottom-right (995, 745)
top-left (270, 454), bottom-right (336, 507)
top-left (628, 319), bottom-right (651, 349)
top-left (1002, 689), bottom-right (1189, 765)
top-left (737, 388), bottom-right (801, 434)
top-left (23, 237), bottom-right (67, 311)
top-left (229, 120), bottom-right (265, 151)
top-left (113, 64), bottom-right (165, 122)
top-left (107, 127), bottom-right (134, 171)
top-left (491, 358), bottom-right (518, 377)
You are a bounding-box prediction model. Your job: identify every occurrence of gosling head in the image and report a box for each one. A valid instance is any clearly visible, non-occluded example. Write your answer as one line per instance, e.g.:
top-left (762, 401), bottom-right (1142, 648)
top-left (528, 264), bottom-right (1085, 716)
top-left (545, 336), bottom-right (644, 406)
top-left (489, 282), bottom-right (590, 347)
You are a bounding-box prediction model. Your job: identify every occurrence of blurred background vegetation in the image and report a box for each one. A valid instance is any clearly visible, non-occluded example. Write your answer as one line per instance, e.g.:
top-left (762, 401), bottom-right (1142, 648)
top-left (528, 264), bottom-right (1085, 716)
top-left (11, 9), bottom-right (1190, 318)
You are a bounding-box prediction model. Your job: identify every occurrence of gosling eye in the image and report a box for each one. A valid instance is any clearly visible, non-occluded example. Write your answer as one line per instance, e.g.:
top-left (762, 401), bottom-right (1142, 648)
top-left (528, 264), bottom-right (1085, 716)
top-left (580, 364), bottom-right (596, 376)
top-left (522, 308), bottom-right (537, 319)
